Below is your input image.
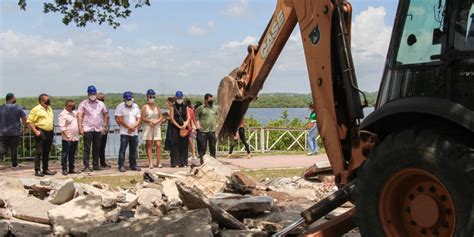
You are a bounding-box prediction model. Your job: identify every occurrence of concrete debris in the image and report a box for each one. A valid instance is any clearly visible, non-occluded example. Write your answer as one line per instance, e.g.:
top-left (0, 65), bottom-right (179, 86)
top-left (10, 196), bottom-right (56, 224)
top-left (0, 220), bottom-right (9, 236)
top-left (0, 158), bottom-right (349, 236)
top-left (88, 208), bottom-right (213, 237)
top-left (48, 195), bottom-right (107, 236)
top-left (219, 230), bottom-right (269, 237)
top-left (9, 218), bottom-right (53, 237)
top-left (210, 193), bottom-right (274, 218)
top-left (176, 179), bottom-right (247, 230)
top-left (47, 179), bottom-right (75, 205)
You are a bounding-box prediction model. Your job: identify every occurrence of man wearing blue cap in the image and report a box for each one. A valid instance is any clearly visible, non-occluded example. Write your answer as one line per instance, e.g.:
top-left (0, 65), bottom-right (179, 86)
top-left (0, 93), bottom-right (27, 167)
top-left (115, 91), bottom-right (141, 172)
top-left (77, 85), bottom-right (109, 172)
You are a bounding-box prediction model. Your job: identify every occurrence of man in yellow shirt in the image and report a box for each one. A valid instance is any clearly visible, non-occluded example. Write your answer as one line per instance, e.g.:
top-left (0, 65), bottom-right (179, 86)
top-left (27, 93), bottom-right (57, 177)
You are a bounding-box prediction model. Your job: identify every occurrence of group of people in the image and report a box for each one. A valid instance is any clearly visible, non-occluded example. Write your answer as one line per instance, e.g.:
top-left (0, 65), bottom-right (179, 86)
top-left (0, 85), bottom-right (252, 176)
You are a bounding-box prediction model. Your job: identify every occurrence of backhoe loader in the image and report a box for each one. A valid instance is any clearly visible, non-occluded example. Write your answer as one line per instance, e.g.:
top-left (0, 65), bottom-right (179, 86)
top-left (216, 0), bottom-right (474, 236)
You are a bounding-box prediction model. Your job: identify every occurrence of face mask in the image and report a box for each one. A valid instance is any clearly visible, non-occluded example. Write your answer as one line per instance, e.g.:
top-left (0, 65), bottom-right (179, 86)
top-left (176, 99), bottom-right (184, 104)
top-left (44, 99), bottom-right (51, 106)
top-left (71, 105), bottom-right (76, 111)
top-left (89, 95), bottom-right (97, 101)
top-left (208, 100), bottom-right (214, 106)
top-left (147, 98), bottom-right (155, 103)
top-left (11, 100), bottom-right (16, 104)
top-left (125, 100), bottom-right (133, 107)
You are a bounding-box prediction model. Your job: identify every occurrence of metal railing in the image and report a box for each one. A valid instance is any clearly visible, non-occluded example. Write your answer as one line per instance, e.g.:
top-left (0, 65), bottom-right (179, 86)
top-left (2, 125), bottom-right (320, 161)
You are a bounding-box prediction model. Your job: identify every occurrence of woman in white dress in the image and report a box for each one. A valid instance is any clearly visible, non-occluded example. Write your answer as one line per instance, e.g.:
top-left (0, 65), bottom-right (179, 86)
top-left (141, 89), bottom-right (163, 168)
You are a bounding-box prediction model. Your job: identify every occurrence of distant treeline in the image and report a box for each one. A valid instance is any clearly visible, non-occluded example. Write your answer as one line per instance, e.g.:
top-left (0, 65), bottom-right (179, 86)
top-left (15, 92), bottom-right (378, 110)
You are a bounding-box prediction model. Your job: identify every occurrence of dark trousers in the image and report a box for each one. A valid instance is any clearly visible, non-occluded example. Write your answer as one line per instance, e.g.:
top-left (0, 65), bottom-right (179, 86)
top-left (99, 134), bottom-right (108, 166)
top-left (195, 130), bottom-right (203, 157)
top-left (83, 131), bottom-right (101, 168)
top-left (34, 130), bottom-right (54, 171)
top-left (198, 131), bottom-right (217, 160)
top-left (0, 136), bottom-right (20, 167)
top-left (229, 127), bottom-right (251, 154)
top-left (118, 135), bottom-right (138, 169)
top-left (61, 140), bottom-right (78, 172)
top-left (169, 127), bottom-right (189, 167)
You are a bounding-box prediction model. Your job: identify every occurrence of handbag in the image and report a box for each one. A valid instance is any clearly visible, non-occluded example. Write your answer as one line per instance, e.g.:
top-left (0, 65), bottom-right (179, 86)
top-left (173, 104), bottom-right (189, 137)
top-left (179, 128), bottom-right (189, 137)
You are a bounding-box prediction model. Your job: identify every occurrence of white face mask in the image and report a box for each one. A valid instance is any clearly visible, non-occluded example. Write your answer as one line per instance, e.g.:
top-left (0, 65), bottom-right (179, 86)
top-left (176, 99), bottom-right (184, 104)
top-left (89, 95), bottom-right (97, 101)
top-left (147, 98), bottom-right (155, 103)
top-left (125, 100), bottom-right (133, 107)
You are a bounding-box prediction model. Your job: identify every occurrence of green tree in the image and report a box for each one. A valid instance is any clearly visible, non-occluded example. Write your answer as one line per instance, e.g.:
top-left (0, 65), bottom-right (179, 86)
top-left (17, 0), bottom-right (150, 29)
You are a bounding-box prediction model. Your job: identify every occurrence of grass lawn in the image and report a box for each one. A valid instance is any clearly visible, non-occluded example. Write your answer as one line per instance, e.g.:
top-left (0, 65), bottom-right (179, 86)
top-left (74, 174), bottom-right (143, 189)
top-left (242, 167), bottom-right (306, 181)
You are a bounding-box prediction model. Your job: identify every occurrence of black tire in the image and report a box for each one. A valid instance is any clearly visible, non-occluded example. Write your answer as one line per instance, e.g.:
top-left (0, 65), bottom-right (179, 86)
top-left (354, 126), bottom-right (474, 237)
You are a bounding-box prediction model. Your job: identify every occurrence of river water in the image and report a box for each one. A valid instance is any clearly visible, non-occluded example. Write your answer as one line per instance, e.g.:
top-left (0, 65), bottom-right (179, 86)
top-left (44, 107), bottom-right (375, 126)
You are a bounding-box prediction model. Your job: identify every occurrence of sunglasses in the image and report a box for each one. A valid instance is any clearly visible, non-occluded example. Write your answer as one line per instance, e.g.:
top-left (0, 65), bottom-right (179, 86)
top-left (148, 96), bottom-right (156, 99)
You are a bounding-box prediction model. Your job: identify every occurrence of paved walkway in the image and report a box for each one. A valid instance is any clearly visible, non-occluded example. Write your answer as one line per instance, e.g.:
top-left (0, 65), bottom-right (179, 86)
top-left (0, 154), bottom-right (329, 179)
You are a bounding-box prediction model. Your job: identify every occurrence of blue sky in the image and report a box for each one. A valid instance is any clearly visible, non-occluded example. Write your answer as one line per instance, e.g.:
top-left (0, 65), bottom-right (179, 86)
top-left (1, 0), bottom-right (397, 97)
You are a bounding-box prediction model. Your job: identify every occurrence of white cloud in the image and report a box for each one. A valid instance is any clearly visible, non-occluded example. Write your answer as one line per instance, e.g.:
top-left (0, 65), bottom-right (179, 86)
top-left (188, 25), bottom-right (205, 36)
top-left (351, 6), bottom-right (392, 91)
top-left (222, 0), bottom-right (249, 17)
top-left (0, 6), bottom-right (392, 97)
top-left (207, 21), bottom-right (216, 29)
top-left (222, 36), bottom-right (256, 48)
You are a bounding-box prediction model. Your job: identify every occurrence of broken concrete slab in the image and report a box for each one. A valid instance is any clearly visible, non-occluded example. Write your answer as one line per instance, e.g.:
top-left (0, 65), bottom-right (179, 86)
top-left (9, 218), bottom-right (53, 237)
top-left (47, 179), bottom-right (75, 205)
top-left (19, 178), bottom-right (41, 189)
top-left (0, 208), bottom-right (12, 220)
top-left (155, 171), bottom-right (184, 179)
top-left (0, 219), bottom-right (10, 236)
top-left (88, 208), bottom-right (213, 237)
top-left (48, 195), bottom-right (107, 236)
top-left (202, 155), bottom-right (234, 177)
top-left (210, 193), bottom-right (274, 218)
top-left (232, 171), bottom-right (259, 189)
top-left (0, 177), bottom-right (28, 199)
top-left (161, 179), bottom-right (181, 204)
top-left (10, 196), bottom-right (56, 224)
top-left (176, 179), bottom-right (247, 230)
top-left (219, 230), bottom-right (268, 237)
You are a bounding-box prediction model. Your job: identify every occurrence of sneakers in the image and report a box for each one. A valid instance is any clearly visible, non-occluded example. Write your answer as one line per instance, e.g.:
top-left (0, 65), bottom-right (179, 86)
top-left (119, 167), bottom-right (126, 172)
top-left (69, 170), bottom-right (81, 174)
top-left (307, 152), bottom-right (314, 156)
top-left (82, 167), bottom-right (93, 173)
top-left (93, 166), bottom-right (104, 171)
top-left (131, 167), bottom-right (141, 171)
top-left (62, 170), bottom-right (68, 176)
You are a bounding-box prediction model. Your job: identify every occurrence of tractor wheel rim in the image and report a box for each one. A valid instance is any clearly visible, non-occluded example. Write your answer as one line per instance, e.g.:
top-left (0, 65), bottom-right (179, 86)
top-left (378, 168), bottom-right (455, 236)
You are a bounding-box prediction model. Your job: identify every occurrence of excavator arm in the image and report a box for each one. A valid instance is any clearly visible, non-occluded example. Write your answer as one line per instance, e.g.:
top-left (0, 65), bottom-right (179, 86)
top-left (217, 0), bottom-right (374, 187)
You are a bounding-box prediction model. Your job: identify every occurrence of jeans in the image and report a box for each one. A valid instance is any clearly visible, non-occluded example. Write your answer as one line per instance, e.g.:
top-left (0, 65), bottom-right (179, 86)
top-left (34, 130), bottom-right (54, 171)
top-left (308, 125), bottom-right (319, 154)
top-left (83, 131), bottom-right (101, 168)
top-left (0, 136), bottom-right (20, 167)
top-left (100, 134), bottom-right (108, 166)
top-left (197, 131), bottom-right (217, 160)
top-left (118, 135), bottom-right (138, 169)
top-left (61, 140), bottom-right (78, 171)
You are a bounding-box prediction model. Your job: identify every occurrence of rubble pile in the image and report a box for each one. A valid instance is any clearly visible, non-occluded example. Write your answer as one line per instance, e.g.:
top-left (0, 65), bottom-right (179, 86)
top-left (0, 157), bottom-right (351, 237)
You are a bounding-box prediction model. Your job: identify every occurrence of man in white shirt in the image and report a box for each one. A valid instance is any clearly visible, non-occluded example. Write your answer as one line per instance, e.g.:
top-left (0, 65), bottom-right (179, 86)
top-left (115, 91), bottom-right (141, 172)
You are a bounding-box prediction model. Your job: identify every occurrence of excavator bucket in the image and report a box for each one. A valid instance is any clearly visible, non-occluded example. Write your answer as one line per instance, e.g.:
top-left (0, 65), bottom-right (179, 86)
top-left (216, 74), bottom-right (251, 141)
